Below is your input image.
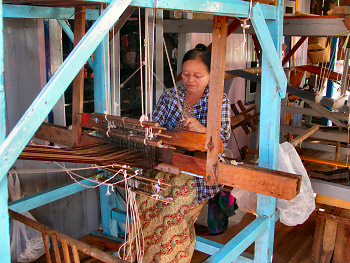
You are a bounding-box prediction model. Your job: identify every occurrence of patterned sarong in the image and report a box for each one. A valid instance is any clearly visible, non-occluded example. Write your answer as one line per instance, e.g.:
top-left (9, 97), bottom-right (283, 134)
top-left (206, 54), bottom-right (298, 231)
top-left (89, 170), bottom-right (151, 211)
top-left (126, 171), bottom-right (205, 263)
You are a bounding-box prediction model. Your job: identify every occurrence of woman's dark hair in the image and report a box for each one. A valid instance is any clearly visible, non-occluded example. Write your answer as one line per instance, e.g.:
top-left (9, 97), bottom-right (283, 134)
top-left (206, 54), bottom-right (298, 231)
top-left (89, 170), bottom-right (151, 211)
top-left (182, 44), bottom-right (211, 72)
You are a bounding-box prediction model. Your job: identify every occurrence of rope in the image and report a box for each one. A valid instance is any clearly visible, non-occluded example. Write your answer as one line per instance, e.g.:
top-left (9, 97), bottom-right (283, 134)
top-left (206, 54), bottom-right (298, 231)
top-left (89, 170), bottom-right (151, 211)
top-left (162, 38), bottom-right (184, 120)
top-left (235, 0), bottom-right (253, 49)
top-left (138, 7), bottom-right (145, 117)
top-left (6, 164), bottom-right (118, 175)
top-left (118, 172), bottom-right (144, 262)
top-left (54, 162), bottom-right (138, 190)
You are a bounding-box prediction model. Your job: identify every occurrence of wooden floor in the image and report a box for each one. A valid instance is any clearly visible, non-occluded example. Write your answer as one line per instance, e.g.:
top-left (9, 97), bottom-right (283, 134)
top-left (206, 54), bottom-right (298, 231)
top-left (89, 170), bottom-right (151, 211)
top-left (37, 210), bottom-right (316, 263)
top-left (36, 148), bottom-right (346, 263)
top-left (191, 147), bottom-right (341, 262)
top-left (191, 209), bottom-right (316, 263)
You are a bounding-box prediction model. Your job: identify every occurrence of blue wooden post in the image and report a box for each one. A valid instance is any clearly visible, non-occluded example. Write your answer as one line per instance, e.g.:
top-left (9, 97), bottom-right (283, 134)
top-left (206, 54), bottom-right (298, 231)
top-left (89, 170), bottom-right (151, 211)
top-left (94, 35), bottom-right (110, 114)
top-left (322, 37), bottom-right (338, 126)
top-left (94, 34), bottom-right (119, 237)
top-left (0, 2), bottom-right (11, 261)
top-left (251, 0), bottom-right (285, 262)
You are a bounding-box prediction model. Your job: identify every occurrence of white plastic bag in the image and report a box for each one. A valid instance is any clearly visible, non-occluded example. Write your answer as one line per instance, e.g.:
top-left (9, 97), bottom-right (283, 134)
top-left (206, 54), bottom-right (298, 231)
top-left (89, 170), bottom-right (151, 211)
top-left (8, 169), bottom-right (47, 262)
top-left (230, 142), bottom-right (315, 226)
top-left (230, 188), bottom-right (257, 214)
top-left (277, 142), bottom-right (315, 226)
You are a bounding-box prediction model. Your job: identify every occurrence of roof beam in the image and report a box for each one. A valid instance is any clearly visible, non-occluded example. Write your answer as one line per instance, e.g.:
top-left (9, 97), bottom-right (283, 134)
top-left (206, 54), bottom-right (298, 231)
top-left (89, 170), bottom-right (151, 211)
top-left (3, 4), bottom-right (99, 20)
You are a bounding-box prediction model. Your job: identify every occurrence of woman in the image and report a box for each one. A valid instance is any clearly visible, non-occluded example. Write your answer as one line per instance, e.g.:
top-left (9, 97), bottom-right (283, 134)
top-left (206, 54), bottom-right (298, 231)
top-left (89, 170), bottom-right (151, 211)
top-left (127, 44), bottom-right (231, 263)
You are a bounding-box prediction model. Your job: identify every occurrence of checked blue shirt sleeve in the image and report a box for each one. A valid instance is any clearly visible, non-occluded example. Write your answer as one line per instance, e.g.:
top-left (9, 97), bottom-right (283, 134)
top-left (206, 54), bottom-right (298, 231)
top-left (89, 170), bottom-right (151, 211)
top-left (153, 87), bottom-right (231, 202)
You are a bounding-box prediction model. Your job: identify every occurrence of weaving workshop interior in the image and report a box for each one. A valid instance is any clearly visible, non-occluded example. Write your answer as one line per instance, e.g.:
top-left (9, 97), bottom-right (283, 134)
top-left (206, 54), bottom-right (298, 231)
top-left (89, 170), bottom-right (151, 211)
top-left (1, 0), bottom-right (350, 262)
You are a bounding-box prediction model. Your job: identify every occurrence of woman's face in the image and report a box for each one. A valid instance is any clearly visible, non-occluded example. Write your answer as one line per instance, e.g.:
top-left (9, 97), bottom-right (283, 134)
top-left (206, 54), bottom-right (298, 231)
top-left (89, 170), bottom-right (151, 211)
top-left (182, 59), bottom-right (210, 96)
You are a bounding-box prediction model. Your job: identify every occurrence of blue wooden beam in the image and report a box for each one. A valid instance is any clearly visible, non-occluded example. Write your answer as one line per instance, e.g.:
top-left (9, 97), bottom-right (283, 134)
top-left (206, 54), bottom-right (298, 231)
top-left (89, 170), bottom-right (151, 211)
top-left (250, 2), bottom-right (287, 99)
top-left (205, 216), bottom-right (270, 262)
top-left (100, 185), bottom-right (118, 236)
top-left (94, 35), bottom-right (110, 113)
top-left (8, 179), bottom-right (97, 213)
top-left (83, 0), bottom-right (277, 19)
top-left (253, 0), bottom-right (284, 261)
top-left (57, 19), bottom-right (94, 70)
top-left (93, 31), bottom-right (117, 238)
top-left (0, 1), bottom-right (10, 260)
top-left (0, 0), bottom-right (132, 183)
top-left (196, 237), bottom-right (254, 262)
top-left (196, 236), bottom-right (224, 255)
top-left (3, 1), bottom-right (277, 20)
top-left (3, 4), bottom-right (99, 20)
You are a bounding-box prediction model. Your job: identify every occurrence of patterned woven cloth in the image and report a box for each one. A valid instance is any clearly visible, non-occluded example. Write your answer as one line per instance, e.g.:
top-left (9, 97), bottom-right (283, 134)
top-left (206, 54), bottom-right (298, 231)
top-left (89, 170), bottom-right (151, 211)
top-left (126, 172), bottom-right (205, 263)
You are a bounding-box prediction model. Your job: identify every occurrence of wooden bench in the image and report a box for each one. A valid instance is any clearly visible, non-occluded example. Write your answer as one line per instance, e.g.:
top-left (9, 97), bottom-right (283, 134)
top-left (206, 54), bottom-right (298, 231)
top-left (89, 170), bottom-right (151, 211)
top-left (313, 203), bottom-right (350, 263)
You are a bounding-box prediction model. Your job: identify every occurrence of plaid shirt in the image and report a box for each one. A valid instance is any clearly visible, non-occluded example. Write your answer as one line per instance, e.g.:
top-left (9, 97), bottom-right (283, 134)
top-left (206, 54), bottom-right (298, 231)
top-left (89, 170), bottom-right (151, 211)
top-left (153, 85), bottom-right (231, 202)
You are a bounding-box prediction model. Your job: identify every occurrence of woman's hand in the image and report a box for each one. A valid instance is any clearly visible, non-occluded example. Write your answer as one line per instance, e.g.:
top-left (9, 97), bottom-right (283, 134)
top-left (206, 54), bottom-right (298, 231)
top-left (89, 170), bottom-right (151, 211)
top-left (184, 117), bottom-right (207, 133)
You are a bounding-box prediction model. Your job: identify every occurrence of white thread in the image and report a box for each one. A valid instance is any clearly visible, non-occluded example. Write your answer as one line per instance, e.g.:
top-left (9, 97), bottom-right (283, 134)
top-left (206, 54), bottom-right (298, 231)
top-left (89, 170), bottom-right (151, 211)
top-left (118, 166), bottom-right (144, 262)
top-left (163, 38), bottom-right (184, 120)
top-left (236, 0), bottom-right (253, 49)
top-left (154, 184), bottom-right (160, 192)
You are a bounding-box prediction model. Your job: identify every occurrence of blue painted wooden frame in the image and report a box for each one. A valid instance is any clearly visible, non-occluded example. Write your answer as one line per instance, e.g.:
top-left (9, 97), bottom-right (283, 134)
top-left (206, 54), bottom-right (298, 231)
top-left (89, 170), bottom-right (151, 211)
top-left (8, 179), bottom-right (97, 213)
top-left (0, 0), bottom-right (132, 184)
top-left (323, 37), bottom-right (338, 125)
top-left (57, 19), bottom-right (95, 70)
top-left (254, 0), bottom-right (284, 262)
top-left (81, 0), bottom-right (277, 19)
top-left (205, 212), bottom-right (279, 262)
top-left (1, 0), bottom-right (285, 261)
top-left (196, 237), bottom-right (254, 262)
top-left (0, 2), bottom-right (10, 261)
top-left (250, 2), bottom-right (287, 99)
top-left (3, 4), bottom-right (99, 20)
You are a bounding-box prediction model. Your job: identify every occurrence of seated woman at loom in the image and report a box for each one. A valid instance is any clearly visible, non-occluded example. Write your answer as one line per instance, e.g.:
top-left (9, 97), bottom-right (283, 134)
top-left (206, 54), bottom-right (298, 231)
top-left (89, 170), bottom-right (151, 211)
top-left (126, 44), bottom-right (231, 262)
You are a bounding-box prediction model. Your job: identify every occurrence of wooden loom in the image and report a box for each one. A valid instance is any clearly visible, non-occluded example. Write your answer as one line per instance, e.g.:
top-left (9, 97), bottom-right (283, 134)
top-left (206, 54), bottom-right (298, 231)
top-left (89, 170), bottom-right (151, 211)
top-left (1, 0), bottom-right (303, 262)
top-left (29, 110), bottom-right (302, 201)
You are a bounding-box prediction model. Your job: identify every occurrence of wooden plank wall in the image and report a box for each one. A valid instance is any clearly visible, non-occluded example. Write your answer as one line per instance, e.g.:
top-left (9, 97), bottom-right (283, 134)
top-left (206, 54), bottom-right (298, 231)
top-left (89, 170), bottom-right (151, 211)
top-left (12, 159), bottom-right (100, 239)
top-left (3, 18), bottom-right (43, 135)
top-left (4, 19), bottom-right (100, 239)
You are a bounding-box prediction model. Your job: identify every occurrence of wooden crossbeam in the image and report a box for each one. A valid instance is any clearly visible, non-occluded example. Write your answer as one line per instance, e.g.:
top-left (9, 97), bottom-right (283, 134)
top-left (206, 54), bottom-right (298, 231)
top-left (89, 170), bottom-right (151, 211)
top-left (296, 65), bottom-right (347, 83)
top-left (172, 152), bottom-right (301, 200)
top-left (289, 124), bottom-right (320, 147)
top-left (303, 98), bottom-right (346, 128)
top-left (161, 130), bottom-right (223, 152)
top-left (282, 36), bottom-right (308, 66)
top-left (35, 122), bottom-right (74, 146)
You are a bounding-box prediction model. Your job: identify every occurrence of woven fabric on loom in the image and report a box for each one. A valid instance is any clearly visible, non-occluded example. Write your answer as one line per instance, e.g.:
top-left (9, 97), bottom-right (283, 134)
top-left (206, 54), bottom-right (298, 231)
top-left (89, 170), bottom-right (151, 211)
top-left (126, 171), bottom-right (205, 263)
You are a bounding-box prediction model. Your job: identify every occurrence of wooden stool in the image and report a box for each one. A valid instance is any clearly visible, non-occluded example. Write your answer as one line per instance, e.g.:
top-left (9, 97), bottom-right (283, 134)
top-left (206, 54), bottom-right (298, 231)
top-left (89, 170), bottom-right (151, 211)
top-left (313, 203), bottom-right (350, 263)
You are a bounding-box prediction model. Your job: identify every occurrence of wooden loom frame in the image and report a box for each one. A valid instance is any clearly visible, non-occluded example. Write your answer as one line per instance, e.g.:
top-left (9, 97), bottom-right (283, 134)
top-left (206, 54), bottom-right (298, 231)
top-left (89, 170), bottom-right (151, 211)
top-left (0, 0), bottom-right (290, 262)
